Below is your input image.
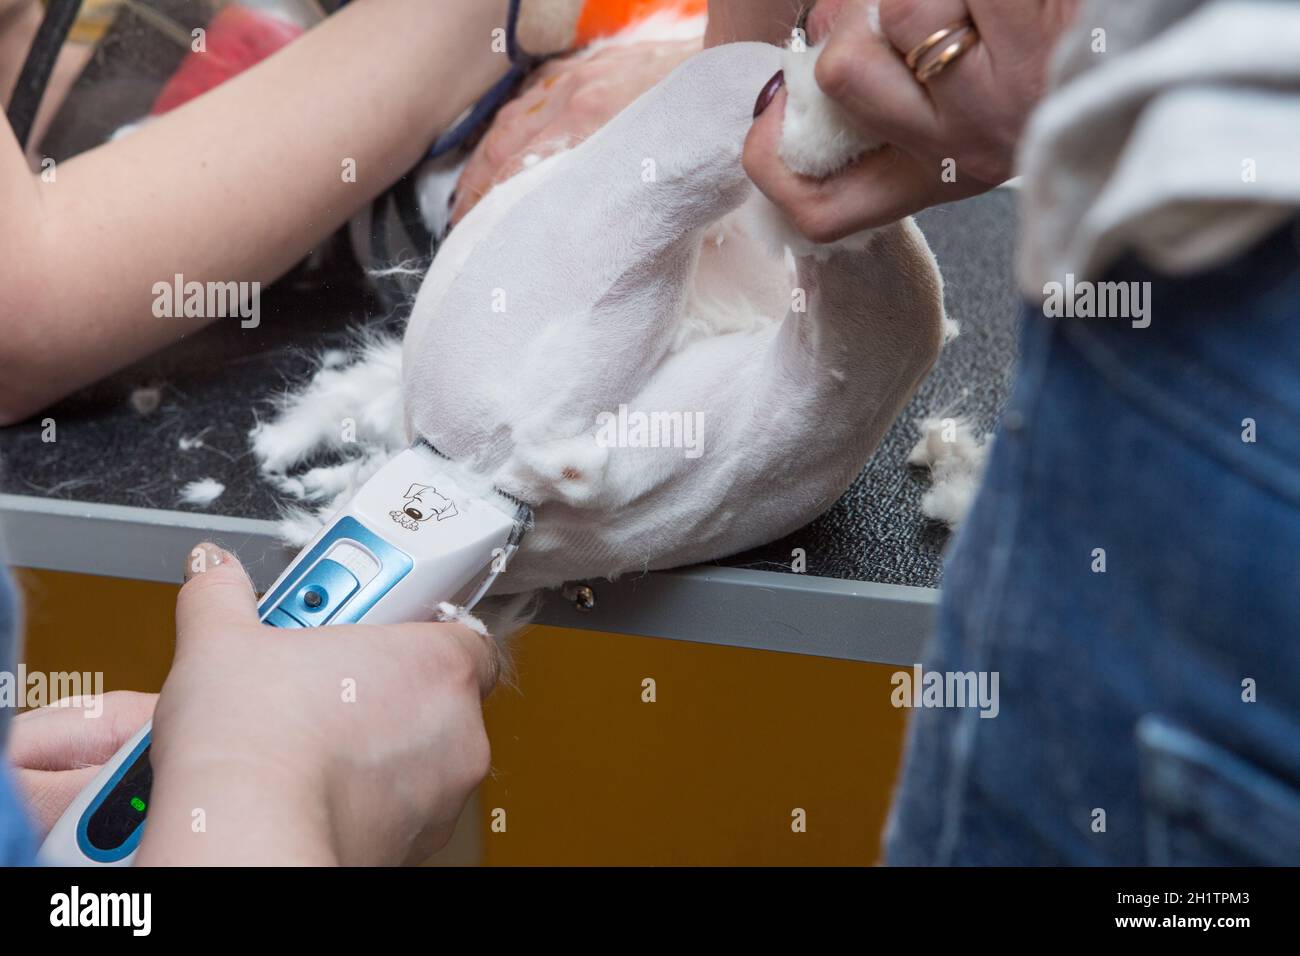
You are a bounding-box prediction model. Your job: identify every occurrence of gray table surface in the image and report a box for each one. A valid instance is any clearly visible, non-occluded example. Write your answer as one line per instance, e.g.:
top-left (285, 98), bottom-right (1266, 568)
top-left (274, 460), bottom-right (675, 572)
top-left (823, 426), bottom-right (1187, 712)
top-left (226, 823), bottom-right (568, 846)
top-left (0, 189), bottom-right (1022, 663)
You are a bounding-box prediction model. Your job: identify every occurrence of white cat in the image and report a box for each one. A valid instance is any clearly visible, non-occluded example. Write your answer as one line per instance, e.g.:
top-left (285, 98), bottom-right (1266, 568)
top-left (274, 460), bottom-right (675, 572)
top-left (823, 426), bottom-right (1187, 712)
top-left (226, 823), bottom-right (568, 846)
top-left (251, 37), bottom-right (950, 600)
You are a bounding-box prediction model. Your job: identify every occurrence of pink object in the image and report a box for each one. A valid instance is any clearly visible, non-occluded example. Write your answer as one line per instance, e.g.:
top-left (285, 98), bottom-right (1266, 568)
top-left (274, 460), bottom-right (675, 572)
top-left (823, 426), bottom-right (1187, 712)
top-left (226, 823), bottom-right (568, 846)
top-left (150, 5), bottom-right (303, 115)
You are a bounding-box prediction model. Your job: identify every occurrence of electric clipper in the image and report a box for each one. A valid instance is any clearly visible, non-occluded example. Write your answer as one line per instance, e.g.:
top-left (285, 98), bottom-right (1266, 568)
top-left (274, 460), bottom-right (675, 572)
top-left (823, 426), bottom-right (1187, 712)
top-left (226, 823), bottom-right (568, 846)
top-left (39, 442), bottom-right (528, 866)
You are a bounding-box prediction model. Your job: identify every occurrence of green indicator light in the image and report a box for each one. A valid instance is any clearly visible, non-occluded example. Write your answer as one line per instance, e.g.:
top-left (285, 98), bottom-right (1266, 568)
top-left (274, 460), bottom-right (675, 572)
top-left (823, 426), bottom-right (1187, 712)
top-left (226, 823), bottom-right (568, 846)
top-left (130, 797), bottom-right (146, 813)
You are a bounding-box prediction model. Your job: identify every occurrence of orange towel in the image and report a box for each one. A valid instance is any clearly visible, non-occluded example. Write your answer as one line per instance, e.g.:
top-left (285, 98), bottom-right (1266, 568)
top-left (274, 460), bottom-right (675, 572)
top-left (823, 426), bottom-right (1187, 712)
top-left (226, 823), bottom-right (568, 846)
top-left (574, 0), bottom-right (707, 46)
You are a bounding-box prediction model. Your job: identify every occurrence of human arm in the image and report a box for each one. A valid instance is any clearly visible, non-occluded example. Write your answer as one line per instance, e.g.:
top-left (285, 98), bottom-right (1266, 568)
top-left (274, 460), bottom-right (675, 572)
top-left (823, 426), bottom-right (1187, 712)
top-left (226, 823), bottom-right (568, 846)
top-left (704, 0), bottom-right (803, 47)
top-left (0, 0), bottom-right (510, 425)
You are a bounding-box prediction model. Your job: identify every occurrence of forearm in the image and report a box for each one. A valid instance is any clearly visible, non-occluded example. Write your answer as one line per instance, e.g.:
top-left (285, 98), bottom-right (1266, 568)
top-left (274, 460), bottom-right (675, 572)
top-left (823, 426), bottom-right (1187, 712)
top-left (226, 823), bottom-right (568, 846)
top-left (0, 0), bottom-right (509, 424)
top-left (705, 0), bottom-right (802, 47)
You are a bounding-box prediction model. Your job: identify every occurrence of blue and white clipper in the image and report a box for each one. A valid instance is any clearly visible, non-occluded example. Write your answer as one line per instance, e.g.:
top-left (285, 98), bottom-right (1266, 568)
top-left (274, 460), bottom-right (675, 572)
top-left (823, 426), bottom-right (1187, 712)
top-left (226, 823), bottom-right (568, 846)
top-left (39, 443), bottom-right (528, 866)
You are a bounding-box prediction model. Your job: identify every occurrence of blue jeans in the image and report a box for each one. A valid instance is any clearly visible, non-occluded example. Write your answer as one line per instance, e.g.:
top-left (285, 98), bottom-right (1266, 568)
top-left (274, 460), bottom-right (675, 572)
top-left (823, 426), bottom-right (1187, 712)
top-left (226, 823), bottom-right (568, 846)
top-left (886, 221), bottom-right (1300, 865)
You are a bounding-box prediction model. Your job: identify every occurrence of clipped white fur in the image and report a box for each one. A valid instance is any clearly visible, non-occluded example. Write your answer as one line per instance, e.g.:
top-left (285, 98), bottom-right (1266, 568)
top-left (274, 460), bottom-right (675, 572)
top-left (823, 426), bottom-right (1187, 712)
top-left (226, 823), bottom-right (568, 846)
top-left (129, 386), bottom-right (162, 416)
top-left (908, 416), bottom-right (988, 527)
top-left (178, 477), bottom-right (225, 507)
top-left (435, 601), bottom-right (490, 638)
top-left (250, 335), bottom-right (406, 478)
top-left (249, 336), bottom-right (408, 545)
top-left (255, 341), bottom-right (520, 549)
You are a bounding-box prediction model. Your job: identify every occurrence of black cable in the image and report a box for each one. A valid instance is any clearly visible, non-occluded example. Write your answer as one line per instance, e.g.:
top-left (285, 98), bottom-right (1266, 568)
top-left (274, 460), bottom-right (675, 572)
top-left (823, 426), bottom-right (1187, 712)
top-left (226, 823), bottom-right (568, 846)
top-left (6, 0), bottom-right (84, 150)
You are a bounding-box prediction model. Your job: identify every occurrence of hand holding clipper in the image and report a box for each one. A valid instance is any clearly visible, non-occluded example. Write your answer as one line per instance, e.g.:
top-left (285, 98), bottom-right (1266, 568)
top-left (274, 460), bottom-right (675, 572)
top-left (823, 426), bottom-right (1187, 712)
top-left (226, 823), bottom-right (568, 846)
top-left (40, 444), bottom-right (527, 866)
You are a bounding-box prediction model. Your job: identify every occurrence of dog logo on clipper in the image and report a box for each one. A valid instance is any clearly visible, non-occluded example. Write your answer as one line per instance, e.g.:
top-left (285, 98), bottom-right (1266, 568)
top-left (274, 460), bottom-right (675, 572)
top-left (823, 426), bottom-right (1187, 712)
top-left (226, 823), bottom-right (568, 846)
top-left (390, 483), bottom-right (458, 531)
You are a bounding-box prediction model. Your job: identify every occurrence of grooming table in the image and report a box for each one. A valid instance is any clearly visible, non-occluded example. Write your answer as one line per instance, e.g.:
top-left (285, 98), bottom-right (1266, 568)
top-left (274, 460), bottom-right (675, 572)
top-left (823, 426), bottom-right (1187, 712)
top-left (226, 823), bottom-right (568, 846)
top-left (0, 189), bottom-right (1021, 664)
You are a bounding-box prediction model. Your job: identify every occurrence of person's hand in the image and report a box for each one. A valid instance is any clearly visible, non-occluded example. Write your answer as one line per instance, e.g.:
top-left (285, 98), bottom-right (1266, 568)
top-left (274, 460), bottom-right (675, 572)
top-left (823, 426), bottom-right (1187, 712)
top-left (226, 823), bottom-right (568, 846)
top-left (10, 691), bottom-right (157, 837)
top-left (137, 543), bottom-right (498, 866)
top-left (743, 0), bottom-right (1079, 242)
top-left (450, 37), bottom-right (702, 225)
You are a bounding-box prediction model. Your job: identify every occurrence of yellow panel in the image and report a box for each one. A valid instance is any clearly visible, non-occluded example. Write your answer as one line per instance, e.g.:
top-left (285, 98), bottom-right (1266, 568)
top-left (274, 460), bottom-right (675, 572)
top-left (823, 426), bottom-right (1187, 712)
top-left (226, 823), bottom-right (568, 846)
top-left (14, 569), bottom-right (909, 865)
top-left (13, 568), bottom-right (174, 696)
top-left (480, 626), bottom-right (908, 866)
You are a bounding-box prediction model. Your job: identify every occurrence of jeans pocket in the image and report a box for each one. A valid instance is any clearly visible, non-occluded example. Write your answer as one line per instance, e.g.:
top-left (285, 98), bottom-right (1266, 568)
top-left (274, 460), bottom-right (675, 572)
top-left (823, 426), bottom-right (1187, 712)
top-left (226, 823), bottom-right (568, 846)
top-left (1138, 716), bottom-right (1300, 866)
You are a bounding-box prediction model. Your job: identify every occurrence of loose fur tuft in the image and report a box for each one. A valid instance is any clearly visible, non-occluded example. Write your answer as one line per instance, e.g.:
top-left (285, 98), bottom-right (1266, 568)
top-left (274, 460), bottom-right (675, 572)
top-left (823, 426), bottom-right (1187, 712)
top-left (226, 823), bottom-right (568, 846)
top-left (178, 477), bottom-right (225, 507)
top-left (908, 416), bottom-right (989, 527)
